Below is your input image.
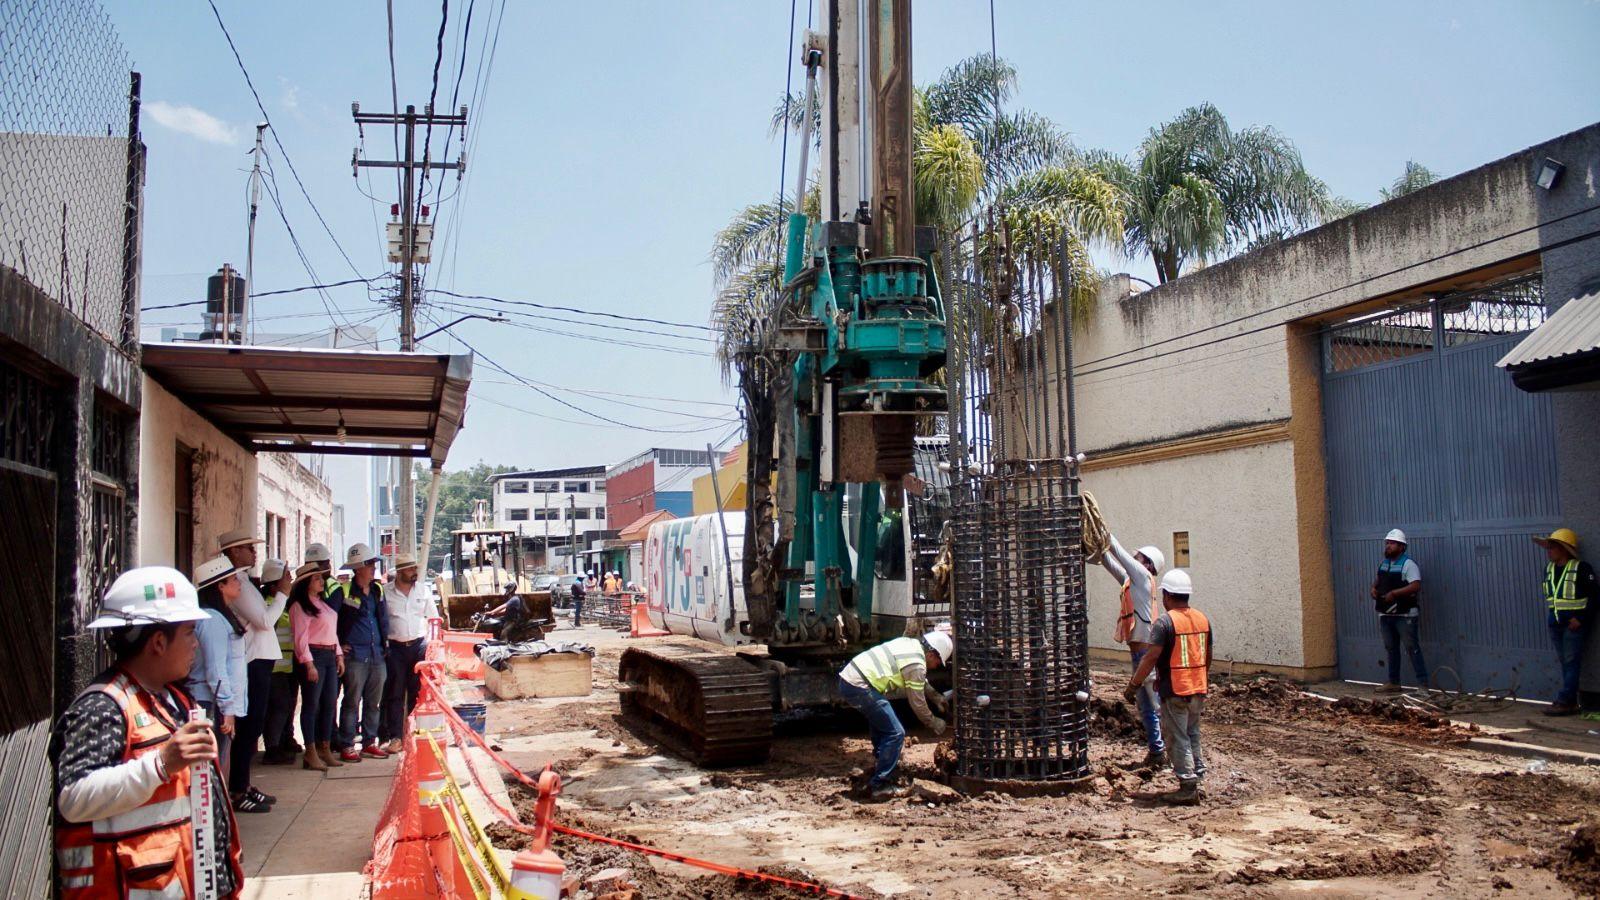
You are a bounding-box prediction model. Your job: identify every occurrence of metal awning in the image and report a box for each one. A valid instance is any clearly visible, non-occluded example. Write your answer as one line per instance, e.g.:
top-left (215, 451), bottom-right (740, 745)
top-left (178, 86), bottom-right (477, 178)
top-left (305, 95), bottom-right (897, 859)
top-left (140, 342), bottom-right (472, 461)
top-left (1498, 291), bottom-right (1600, 392)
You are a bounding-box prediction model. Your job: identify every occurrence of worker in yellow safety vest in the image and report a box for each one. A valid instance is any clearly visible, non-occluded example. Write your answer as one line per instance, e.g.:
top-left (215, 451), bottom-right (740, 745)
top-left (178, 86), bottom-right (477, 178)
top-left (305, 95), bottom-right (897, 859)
top-left (53, 566), bottom-right (245, 898)
top-left (837, 631), bottom-right (954, 799)
top-left (1127, 569), bottom-right (1212, 806)
top-left (1533, 528), bottom-right (1595, 716)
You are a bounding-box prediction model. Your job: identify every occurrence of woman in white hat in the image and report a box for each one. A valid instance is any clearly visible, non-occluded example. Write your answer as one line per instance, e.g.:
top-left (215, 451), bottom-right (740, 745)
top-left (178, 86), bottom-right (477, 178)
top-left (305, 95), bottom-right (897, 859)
top-left (187, 555), bottom-right (250, 802)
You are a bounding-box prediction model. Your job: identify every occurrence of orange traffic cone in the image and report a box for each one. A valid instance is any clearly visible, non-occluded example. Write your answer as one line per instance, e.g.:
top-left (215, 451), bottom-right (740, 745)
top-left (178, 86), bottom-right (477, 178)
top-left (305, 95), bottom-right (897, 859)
top-left (629, 600), bottom-right (668, 638)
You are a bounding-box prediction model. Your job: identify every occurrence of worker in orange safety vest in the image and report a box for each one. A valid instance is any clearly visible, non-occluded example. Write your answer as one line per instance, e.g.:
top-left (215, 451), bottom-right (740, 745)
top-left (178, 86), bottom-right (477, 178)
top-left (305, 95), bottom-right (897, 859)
top-left (1126, 568), bottom-right (1212, 806)
top-left (53, 566), bottom-right (244, 898)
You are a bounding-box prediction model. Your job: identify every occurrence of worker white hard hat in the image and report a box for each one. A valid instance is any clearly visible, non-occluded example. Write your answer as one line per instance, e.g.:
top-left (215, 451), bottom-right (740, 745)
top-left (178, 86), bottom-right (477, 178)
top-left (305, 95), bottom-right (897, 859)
top-left (87, 566), bottom-right (208, 629)
top-left (346, 542), bottom-right (380, 566)
top-left (1159, 568), bottom-right (1192, 596)
top-left (1136, 545), bottom-right (1166, 573)
top-left (1384, 529), bottom-right (1407, 545)
top-left (922, 630), bottom-right (954, 664)
top-left (260, 558), bottom-right (287, 583)
top-left (305, 542), bottom-right (333, 564)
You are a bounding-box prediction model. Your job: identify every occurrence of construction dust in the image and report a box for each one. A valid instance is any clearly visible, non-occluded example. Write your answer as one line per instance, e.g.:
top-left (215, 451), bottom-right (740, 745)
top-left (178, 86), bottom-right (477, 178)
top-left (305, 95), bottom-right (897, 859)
top-left (481, 632), bottom-right (1600, 897)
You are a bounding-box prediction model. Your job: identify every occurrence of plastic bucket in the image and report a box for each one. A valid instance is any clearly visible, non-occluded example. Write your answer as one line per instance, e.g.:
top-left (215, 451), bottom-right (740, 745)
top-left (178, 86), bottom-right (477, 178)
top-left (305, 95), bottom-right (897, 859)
top-left (453, 702), bottom-right (488, 735)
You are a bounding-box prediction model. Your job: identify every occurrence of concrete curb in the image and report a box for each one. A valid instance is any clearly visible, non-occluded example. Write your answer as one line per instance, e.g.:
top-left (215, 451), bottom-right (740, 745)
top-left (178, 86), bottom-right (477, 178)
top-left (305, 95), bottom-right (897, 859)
top-left (1462, 735), bottom-right (1600, 767)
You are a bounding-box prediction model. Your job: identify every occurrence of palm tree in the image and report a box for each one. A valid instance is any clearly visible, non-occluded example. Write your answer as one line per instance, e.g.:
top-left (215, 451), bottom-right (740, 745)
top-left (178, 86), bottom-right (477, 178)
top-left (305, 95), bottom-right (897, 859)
top-left (1381, 161), bottom-right (1438, 200)
top-left (1096, 103), bottom-right (1337, 284)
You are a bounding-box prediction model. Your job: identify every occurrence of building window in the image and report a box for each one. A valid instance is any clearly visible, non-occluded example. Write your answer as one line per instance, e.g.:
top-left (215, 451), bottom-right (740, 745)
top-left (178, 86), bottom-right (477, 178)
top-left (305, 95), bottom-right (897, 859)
top-left (534, 509), bottom-right (558, 521)
top-left (530, 480), bottom-right (560, 493)
top-left (564, 481), bottom-right (590, 493)
top-left (504, 480), bottom-right (529, 494)
top-left (566, 507), bottom-right (591, 521)
top-left (508, 508), bottom-right (529, 521)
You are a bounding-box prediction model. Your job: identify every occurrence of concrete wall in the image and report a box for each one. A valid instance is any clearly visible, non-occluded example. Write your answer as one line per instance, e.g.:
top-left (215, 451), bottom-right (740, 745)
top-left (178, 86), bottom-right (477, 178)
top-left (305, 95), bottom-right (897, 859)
top-left (137, 374), bottom-right (256, 573)
top-left (1061, 121), bottom-right (1600, 679)
top-left (257, 452), bottom-right (334, 570)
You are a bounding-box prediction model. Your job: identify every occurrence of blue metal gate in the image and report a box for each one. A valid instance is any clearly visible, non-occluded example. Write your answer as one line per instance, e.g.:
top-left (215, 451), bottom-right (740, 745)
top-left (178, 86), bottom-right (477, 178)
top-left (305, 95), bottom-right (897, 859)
top-left (1321, 272), bottom-right (1563, 698)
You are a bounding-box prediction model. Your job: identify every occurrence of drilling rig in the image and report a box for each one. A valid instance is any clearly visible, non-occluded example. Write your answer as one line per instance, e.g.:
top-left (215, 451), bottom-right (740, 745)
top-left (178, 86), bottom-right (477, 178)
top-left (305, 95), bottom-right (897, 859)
top-left (619, 0), bottom-right (949, 765)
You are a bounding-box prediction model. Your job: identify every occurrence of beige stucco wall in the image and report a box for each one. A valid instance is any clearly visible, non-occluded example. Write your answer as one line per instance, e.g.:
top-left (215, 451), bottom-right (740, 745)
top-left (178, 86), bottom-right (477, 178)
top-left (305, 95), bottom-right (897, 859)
top-left (137, 375), bottom-right (257, 572)
top-left (257, 452), bottom-right (334, 570)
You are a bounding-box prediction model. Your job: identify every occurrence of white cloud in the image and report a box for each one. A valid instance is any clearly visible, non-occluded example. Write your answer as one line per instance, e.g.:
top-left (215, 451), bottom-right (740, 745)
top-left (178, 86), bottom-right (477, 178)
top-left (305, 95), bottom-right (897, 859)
top-left (278, 77), bottom-right (300, 113)
top-left (145, 101), bottom-right (240, 145)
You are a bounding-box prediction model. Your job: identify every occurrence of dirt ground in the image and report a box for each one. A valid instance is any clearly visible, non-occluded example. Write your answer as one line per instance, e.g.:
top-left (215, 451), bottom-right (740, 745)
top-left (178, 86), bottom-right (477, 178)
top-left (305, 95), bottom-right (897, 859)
top-left (482, 627), bottom-right (1600, 898)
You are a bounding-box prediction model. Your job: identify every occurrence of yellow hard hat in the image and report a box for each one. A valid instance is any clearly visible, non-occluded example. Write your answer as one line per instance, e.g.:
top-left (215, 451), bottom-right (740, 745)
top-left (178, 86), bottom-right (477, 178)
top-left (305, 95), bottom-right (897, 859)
top-left (1533, 528), bottom-right (1580, 557)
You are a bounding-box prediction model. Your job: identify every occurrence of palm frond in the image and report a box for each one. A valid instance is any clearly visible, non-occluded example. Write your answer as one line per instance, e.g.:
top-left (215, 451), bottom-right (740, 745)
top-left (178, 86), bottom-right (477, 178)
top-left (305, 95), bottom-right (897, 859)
top-left (709, 197), bottom-right (790, 286)
top-left (921, 54), bottom-right (1017, 131)
top-left (914, 124), bottom-right (985, 230)
top-left (1380, 160), bottom-right (1438, 200)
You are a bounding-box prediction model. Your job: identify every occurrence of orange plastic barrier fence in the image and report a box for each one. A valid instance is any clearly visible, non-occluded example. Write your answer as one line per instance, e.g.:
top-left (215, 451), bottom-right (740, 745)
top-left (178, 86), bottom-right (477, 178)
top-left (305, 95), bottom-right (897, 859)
top-left (441, 629), bottom-right (488, 680)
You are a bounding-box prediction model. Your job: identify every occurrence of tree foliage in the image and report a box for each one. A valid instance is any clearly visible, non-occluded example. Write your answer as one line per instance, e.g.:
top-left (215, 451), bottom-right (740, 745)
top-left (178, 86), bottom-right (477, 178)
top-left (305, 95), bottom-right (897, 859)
top-left (413, 462), bottom-right (517, 574)
top-left (1381, 160), bottom-right (1438, 200)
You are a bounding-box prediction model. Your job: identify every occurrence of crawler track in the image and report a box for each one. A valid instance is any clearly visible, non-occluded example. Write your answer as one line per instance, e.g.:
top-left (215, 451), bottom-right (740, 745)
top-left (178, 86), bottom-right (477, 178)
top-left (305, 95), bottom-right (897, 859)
top-left (618, 646), bottom-right (773, 767)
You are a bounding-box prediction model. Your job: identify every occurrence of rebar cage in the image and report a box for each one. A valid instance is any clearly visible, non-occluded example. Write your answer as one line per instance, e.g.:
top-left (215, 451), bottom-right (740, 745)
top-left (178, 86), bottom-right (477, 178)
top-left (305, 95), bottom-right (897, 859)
top-left (942, 211), bottom-right (1092, 788)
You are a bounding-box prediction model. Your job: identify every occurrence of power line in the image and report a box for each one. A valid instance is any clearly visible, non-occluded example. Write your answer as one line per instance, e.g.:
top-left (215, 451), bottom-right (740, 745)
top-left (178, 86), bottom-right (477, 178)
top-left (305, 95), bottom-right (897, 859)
top-left (432, 297), bottom-right (712, 343)
top-left (427, 288), bottom-right (714, 332)
top-left (205, 0), bottom-right (366, 280)
top-left (141, 276), bottom-right (388, 311)
top-left (416, 0), bottom-right (451, 214)
top-left (261, 153), bottom-right (356, 329)
top-left (444, 307), bottom-right (711, 357)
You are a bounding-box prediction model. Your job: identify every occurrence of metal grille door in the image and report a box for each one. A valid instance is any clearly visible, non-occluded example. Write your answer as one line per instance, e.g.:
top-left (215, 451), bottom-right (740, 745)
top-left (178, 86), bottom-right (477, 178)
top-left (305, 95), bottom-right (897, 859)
top-left (1322, 273), bottom-right (1562, 698)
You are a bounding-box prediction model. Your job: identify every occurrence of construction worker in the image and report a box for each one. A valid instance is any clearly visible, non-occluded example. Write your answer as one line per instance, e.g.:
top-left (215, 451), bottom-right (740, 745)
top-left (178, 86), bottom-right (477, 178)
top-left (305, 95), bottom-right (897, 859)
top-left (838, 631), bottom-right (954, 799)
top-left (335, 544), bottom-right (388, 761)
top-left (1372, 528), bottom-right (1427, 693)
top-left (380, 553), bottom-right (439, 754)
top-left (1126, 568), bottom-right (1211, 806)
top-left (1534, 528), bottom-right (1595, 716)
top-left (53, 566), bottom-right (244, 898)
top-left (1100, 535), bottom-right (1167, 768)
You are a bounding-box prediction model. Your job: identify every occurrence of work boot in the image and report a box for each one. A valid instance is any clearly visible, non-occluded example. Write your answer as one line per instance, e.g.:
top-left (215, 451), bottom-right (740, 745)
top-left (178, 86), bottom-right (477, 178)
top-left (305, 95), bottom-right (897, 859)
top-left (302, 747), bottom-right (328, 772)
top-left (1161, 783), bottom-right (1200, 805)
top-left (1140, 750), bottom-right (1168, 770)
top-left (317, 741), bottom-right (344, 767)
top-left (1544, 703), bottom-right (1579, 717)
top-left (1376, 683), bottom-right (1403, 695)
top-left (867, 783), bottom-right (908, 801)
top-left (383, 738), bottom-right (404, 755)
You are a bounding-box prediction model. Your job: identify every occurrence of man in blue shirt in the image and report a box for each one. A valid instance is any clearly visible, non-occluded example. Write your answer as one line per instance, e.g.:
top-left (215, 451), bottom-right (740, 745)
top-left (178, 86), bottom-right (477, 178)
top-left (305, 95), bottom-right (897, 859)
top-left (335, 543), bottom-right (389, 760)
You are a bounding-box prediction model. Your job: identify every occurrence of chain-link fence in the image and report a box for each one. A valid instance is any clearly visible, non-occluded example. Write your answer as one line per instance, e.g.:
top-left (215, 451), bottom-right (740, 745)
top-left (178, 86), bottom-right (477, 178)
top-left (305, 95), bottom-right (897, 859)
top-left (0, 0), bottom-right (138, 349)
top-left (1325, 272), bottom-right (1548, 373)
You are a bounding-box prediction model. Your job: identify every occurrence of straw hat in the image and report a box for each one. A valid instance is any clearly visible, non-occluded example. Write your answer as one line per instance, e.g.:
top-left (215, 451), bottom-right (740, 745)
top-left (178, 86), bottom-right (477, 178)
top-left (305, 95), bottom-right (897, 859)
top-left (218, 527), bottom-right (264, 552)
top-left (291, 561), bottom-right (325, 586)
top-left (194, 555), bottom-right (243, 590)
top-left (393, 553), bottom-right (419, 572)
top-left (1533, 528), bottom-right (1580, 558)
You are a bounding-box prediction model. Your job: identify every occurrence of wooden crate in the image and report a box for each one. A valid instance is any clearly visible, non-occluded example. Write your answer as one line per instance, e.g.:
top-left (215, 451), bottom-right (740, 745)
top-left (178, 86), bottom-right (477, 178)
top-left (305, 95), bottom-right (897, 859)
top-left (484, 652), bottom-right (593, 700)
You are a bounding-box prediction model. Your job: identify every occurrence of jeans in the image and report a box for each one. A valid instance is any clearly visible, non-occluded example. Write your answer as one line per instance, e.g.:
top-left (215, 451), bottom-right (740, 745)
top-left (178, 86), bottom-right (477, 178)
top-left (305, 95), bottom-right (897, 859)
top-left (1379, 615), bottom-right (1429, 687)
top-left (838, 677), bottom-right (905, 788)
top-left (1160, 695), bottom-right (1206, 786)
top-left (338, 656), bottom-right (388, 749)
top-left (299, 647), bottom-right (340, 745)
top-left (572, 596), bottom-right (584, 625)
top-left (382, 640), bottom-right (427, 742)
top-left (1129, 647), bottom-right (1164, 754)
top-left (266, 669), bottom-right (300, 751)
top-left (1549, 613), bottom-right (1588, 706)
top-left (231, 659), bottom-right (273, 788)
top-left (197, 699), bottom-right (233, 790)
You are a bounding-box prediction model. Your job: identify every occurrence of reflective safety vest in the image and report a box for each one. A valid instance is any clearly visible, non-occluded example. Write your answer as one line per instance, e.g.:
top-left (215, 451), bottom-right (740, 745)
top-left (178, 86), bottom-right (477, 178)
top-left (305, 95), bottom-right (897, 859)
top-left (1545, 561), bottom-right (1584, 612)
top-left (847, 637), bottom-right (927, 695)
top-left (56, 669), bottom-right (244, 899)
top-left (1114, 571), bottom-right (1157, 644)
top-left (273, 605), bottom-right (295, 674)
top-left (1164, 607), bottom-right (1212, 697)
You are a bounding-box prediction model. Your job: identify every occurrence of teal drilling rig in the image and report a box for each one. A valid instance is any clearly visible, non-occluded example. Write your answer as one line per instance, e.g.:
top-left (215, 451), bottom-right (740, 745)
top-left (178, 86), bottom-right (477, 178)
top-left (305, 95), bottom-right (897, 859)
top-left (620, 0), bottom-right (950, 764)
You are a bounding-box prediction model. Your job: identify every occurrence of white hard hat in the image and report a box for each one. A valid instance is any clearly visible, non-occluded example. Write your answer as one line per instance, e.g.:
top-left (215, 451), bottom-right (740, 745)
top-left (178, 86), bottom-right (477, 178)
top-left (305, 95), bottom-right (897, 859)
top-left (260, 558), bottom-right (287, 583)
top-left (1136, 545), bottom-right (1166, 573)
top-left (305, 542), bottom-right (333, 564)
top-left (346, 542), bottom-right (379, 566)
top-left (922, 630), bottom-right (954, 664)
top-left (1159, 568), bottom-right (1192, 596)
top-left (1385, 529), bottom-right (1407, 545)
top-left (87, 566), bottom-right (208, 629)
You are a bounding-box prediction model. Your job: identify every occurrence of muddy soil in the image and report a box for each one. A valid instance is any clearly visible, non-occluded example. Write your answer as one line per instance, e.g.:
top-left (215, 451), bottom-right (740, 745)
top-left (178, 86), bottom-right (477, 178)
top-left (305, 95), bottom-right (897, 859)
top-left (482, 627), bottom-right (1600, 898)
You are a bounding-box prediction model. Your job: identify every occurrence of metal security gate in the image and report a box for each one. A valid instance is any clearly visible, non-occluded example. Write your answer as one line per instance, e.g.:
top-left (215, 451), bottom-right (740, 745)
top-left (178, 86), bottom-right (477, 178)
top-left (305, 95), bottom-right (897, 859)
top-left (1322, 272), bottom-right (1562, 698)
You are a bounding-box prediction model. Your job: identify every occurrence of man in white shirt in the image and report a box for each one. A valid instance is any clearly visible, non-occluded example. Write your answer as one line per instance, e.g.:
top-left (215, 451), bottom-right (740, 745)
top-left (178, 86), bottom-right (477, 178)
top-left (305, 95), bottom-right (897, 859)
top-left (380, 553), bottom-right (439, 753)
top-left (218, 527), bottom-right (283, 812)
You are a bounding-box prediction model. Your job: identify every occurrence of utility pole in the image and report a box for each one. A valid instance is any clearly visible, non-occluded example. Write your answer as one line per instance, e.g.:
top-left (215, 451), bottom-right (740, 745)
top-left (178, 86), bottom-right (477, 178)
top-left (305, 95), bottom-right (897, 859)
top-left (352, 101), bottom-right (467, 556)
top-left (568, 494), bottom-right (577, 576)
top-left (245, 123), bottom-right (266, 343)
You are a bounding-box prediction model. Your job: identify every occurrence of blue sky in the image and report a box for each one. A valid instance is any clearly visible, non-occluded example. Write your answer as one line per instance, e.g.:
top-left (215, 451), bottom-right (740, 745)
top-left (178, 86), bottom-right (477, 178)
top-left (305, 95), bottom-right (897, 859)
top-left (114, 0), bottom-right (1600, 474)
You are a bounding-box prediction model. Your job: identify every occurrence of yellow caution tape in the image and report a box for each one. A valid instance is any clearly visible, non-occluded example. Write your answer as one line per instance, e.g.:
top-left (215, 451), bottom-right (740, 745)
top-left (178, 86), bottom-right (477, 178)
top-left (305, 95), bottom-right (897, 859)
top-left (422, 731), bottom-right (513, 898)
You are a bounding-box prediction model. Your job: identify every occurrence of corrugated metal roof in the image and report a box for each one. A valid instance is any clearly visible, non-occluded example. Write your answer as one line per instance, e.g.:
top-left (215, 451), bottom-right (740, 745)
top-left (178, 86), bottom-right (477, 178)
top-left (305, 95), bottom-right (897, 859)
top-left (140, 342), bottom-right (472, 463)
top-left (1498, 290), bottom-right (1600, 369)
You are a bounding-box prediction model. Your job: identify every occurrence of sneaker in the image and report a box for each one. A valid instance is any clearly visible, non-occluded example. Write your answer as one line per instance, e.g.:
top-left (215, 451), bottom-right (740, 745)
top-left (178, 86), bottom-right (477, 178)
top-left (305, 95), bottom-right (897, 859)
top-left (866, 784), bottom-right (909, 801)
top-left (231, 792), bottom-right (270, 814)
top-left (362, 745), bottom-right (390, 760)
top-left (339, 747), bottom-right (362, 762)
top-left (1140, 750), bottom-right (1168, 770)
top-left (1376, 683), bottom-right (1403, 695)
top-left (1544, 703), bottom-right (1579, 717)
top-left (246, 786), bottom-right (276, 806)
top-left (383, 739), bottom-right (404, 755)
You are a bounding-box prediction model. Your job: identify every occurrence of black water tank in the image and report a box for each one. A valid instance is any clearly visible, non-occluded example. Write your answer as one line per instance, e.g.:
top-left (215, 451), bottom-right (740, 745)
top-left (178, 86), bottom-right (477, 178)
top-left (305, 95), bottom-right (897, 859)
top-left (206, 266), bottom-right (247, 318)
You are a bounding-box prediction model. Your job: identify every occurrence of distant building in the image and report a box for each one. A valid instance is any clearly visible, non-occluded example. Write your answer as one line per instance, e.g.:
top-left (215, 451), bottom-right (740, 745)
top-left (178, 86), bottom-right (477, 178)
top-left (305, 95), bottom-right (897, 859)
top-left (691, 443), bottom-right (748, 515)
top-left (488, 466), bottom-right (608, 572)
top-left (606, 447), bottom-right (713, 526)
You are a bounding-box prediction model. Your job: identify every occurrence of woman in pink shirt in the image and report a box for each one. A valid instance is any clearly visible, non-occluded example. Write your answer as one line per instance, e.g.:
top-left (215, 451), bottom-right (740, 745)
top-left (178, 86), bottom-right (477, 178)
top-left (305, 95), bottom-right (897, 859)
top-left (288, 563), bottom-right (344, 771)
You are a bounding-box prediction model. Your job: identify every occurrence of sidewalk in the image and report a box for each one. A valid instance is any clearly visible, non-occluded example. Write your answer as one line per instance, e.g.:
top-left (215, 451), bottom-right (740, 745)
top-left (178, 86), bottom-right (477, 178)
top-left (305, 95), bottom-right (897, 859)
top-left (1307, 678), bottom-right (1600, 763)
top-left (236, 751), bottom-right (396, 899)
